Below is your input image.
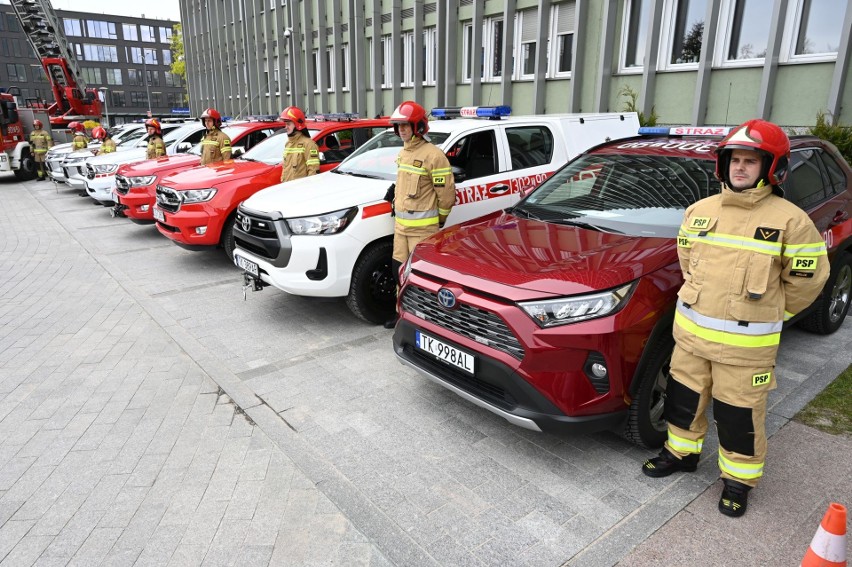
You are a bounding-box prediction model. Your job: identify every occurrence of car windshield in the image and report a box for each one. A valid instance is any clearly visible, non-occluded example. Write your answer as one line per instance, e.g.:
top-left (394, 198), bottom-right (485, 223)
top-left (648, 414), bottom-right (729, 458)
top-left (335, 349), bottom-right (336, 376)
top-left (334, 130), bottom-right (451, 180)
top-left (515, 153), bottom-right (721, 238)
top-left (117, 129), bottom-right (146, 146)
top-left (162, 123), bottom-right (202, 148)
top-left (233, 128), bottom-right (321, 164)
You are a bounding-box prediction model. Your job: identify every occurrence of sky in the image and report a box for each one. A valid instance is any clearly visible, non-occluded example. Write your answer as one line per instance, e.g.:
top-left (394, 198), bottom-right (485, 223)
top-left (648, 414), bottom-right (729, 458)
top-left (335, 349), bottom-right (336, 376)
top-left (1, 0), bottom-right (181, 22)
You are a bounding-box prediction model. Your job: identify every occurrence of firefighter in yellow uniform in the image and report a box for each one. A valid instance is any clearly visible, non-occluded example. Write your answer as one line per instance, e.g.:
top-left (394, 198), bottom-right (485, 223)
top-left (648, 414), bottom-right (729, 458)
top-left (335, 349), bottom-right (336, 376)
top-left (642, 119), bottom-right (829, 517)
top-left (384, 100), bottom-right (455, 328)
top-left (91, 127), bottom-right (116, 154)
top-left (145, 119), bottom-right (166, 159)
top-left (69, 122), bottom-right (87, 149)
top-left (29, 119), bottom-right (52, 181)
top-left (199, 108), bottom-right (231, 165)
top-left (279, 106), bottom-right (319, 182)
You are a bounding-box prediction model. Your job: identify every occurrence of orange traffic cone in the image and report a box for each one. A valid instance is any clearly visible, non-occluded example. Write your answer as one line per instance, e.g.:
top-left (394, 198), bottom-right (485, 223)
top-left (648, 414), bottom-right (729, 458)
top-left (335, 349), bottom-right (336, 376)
top-left (801, 502), bottom-right (847, 567)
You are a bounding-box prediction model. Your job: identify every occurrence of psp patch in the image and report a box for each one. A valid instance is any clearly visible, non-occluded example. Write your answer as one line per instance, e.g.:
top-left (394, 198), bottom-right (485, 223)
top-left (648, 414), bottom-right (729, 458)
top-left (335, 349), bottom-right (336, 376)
top-left (754, 226), bottom-right (780, 242)
top-left (752, 372), bottom-right (771, 387)
top-left (688, 216), bottom-right (712, 231)
top-left (433, 176), bottom-right (446, 186)
top-left (310, 149), bottom-right (318, 156)
top-left (677, 236), bottom-right (691, 248)
top-left (791, 257), bottom-right (817, 277)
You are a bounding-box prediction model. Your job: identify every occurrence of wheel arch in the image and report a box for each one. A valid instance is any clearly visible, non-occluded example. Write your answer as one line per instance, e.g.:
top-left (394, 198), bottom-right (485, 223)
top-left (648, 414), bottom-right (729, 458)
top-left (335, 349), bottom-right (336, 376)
top-left (628, 306), bottom-right (676, 398)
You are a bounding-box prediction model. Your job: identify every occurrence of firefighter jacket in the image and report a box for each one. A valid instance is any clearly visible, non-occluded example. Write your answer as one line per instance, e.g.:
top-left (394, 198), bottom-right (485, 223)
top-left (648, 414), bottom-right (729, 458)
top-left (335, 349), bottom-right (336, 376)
top-left (200, 128), bottom-right (231, 165)
top-left (100, 139), bottom-right (117, 154)
top-left (72, 134), bottom-right (88, 150)
top-left (393, 136), bottom-right (455, 235)
top-left (29, 129), bottom-right (52, 160)
top-left (280, 130), bottom-right (319, 182)
top-left (146, 135), bottom-right (165, 159)
top-left (674, 183), bottom-right (829, 366)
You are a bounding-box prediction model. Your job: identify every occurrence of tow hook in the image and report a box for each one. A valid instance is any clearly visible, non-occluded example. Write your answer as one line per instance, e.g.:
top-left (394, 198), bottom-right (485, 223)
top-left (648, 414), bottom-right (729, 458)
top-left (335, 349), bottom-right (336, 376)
top-left (110, 204), bottom-right (127, 218)
top-left (242, 273), bottom-right (263, 300)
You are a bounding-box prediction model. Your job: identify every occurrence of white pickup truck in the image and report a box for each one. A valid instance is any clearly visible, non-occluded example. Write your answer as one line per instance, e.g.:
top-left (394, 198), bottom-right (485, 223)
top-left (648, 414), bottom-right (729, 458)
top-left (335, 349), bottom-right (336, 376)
top-left (233, 107), bottom-right (640, 324)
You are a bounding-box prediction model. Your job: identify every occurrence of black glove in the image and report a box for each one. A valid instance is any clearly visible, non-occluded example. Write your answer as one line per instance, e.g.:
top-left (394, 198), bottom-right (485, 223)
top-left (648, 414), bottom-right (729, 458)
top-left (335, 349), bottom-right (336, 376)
top-left (383, 183), bottom-right (395, 203)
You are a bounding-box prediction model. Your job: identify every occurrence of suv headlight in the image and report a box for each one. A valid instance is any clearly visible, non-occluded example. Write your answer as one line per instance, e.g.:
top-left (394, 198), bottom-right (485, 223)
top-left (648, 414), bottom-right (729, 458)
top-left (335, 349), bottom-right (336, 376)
top-left (128, 175), bottom-right (156, 187)
top-left (286, 207), bottom-right (358, 235)
top-left (519, 282), bottom-right (636, 327)
top-left (93, 164), bottom-right (119, 174)
top-left (180, 188), bottom-right (217, 203)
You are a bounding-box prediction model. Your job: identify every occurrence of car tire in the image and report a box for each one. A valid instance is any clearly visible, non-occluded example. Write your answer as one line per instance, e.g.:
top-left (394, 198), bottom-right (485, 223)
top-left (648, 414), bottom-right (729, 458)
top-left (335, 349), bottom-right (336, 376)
top-left (221, 213), bottom-right (237, 260)
top-left (623, 335), bottom-right (673, 449)
top-left (797, 252), bottom-right (852, 335)
top-left (14, 148), bottom-right (37, 181)
top-left (347, 239), bottom-right (397, 325)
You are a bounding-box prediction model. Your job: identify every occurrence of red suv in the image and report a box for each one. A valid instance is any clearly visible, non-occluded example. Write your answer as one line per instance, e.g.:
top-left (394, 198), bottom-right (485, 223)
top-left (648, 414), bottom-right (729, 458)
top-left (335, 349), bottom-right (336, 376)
top-left (153, 116), bottom-right (391, 257)
top-left (114, 119), bottom-right (288, 223)
top-left (393, 127), bottom-right (852, 448)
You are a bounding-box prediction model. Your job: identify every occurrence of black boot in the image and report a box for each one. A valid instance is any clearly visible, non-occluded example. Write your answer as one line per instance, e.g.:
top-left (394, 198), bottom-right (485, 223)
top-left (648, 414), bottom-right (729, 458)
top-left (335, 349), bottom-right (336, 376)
top-left (718, 479), bottom-right (751, 517)
top-left (642, 448), bottom-right (699, 478)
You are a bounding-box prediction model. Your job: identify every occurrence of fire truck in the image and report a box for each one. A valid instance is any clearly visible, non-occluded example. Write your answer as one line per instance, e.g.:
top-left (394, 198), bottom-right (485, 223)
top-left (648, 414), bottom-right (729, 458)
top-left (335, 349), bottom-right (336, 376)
top-left (0, 88), bottom-right (44, 180)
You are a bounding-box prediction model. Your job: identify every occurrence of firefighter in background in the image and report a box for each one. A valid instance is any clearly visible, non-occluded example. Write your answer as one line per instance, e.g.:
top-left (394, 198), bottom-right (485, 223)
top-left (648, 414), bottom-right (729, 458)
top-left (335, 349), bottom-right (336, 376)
top-left (383, 100), bottom-right (455, 328)
top-left (279, 106), bottom-right (319, 182)
top-left (29, 119), bottom-right (52, 181)
top-left (641, 119), bottom-right (829, 517)
top-left (91, 127), bottom-right (116, 154)
top-left (69, 122), bottom-right (87, 149)
top-left (199, 108), bottom-right (231, 165)
top-left (145, 118), bottom-right (166, 159)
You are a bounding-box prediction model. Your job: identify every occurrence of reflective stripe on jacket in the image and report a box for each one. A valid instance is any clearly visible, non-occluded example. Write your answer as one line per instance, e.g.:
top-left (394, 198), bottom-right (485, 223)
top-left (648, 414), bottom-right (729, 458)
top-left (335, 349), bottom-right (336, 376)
top-left (200, 129), bottom-right (231, 165)
top-left (393, 136), bottom-right (455, 233)
top-left (147, 136), bottom-right (166, 159)
top-left (280, 130), bottom-right (319, 182)
top-left (673, 183), bottom-right (829, 365)
top-left (29, 130), bottom-right (52, 152)
top-left (72, 135), bottom-right (88, 149)
top-left (100, 139), bottom-right (116, 153)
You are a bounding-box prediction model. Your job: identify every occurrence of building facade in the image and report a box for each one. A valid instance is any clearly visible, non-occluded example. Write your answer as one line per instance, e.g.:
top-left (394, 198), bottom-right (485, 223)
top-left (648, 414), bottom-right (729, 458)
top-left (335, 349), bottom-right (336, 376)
top-left (0, 5), bottom-right (188, 125)
top-left (179, 0), bottom-right (851, 128)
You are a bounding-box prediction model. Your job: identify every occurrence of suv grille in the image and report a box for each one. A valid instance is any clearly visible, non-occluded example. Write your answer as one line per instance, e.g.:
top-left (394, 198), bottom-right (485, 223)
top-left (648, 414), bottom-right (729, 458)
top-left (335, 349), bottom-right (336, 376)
top-left (401, 286), bottom-right (525, 360)
top-left (156, 185), bottom-right (181, 213)
top-left (233, 208), bottom-right (283, 260)
top-left (115, 174), bottom-right (130, 195)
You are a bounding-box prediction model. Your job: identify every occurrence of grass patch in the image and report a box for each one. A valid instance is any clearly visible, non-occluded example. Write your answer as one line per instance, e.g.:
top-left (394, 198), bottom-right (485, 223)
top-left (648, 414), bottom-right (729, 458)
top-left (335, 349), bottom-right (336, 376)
top-left (794, 363), bottom-right (852, 436)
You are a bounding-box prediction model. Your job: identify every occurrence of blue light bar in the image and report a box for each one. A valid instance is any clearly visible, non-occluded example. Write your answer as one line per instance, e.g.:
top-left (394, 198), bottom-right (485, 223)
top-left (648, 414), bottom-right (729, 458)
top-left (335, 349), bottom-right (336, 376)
top-left (638, 126), bottom-right (732, 137)
top-left (430, 106), bottom-right (512, 119)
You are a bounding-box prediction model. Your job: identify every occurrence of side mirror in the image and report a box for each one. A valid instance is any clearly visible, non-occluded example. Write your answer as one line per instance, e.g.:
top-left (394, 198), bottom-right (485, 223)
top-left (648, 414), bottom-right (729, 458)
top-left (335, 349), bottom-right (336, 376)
top-left (451, 165), bottom-right (466, 183)
top-left (232, 146), bottom-right (245, 157)
top-left (176, 142), bottom-right (191, 153)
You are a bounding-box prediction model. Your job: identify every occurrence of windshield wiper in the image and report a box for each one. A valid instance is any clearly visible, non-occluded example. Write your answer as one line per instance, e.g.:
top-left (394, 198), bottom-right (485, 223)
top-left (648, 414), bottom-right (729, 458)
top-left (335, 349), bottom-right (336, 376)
top-left (552, 219), bottom-right (623, 234)
top-left (508, 206), bottom-right (542, 221)
top-left (337, 171), bottom-right (383, 179)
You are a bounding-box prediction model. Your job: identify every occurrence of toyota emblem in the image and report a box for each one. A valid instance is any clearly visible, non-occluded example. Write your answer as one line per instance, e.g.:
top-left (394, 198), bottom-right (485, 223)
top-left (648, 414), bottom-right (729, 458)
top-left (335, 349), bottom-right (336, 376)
top-left (437, 288), bottom-right (456, 309)
top-left (241, 216), bottom-right (251, 232)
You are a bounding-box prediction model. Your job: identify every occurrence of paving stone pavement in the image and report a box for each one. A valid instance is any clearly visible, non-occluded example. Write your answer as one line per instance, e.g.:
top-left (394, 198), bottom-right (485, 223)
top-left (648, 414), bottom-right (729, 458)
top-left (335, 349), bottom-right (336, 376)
top-left (1, 173), bottom-right (848, 566)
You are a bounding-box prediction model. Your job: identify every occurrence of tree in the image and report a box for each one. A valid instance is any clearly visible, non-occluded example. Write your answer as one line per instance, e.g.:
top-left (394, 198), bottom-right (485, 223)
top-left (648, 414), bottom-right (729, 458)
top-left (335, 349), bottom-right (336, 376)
top-left (170, 24), bottom-right (185, 81)
top-left (680, 21), bottom-right (703, 63)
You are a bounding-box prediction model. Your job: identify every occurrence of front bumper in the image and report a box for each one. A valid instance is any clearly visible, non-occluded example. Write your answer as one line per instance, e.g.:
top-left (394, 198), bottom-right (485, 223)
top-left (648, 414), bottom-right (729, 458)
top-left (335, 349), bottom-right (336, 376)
top-left (117, 186), bottom-right (156, 221)
top-left (86, 175), bottom-right (118, 203)
top-left (154, 205), bottom-right (224, 248)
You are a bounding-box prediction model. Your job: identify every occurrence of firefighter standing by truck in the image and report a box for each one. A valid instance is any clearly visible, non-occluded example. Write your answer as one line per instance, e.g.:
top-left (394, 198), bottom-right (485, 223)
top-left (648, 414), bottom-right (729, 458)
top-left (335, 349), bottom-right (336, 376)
top-left (383, 100), bottom-right (455, 328)
top-left (91, 127), bottom-right (116, 154)
top-left (641, 119), bottom-right (829, 517)
top-left (145, 118), bottom-right (166, 159)
top-left (199, 108), bottom-right (231, 165)
top-left (29, 119), bottom-right (52, 181)
top-left (69, 122), bottom-right (87, 149)
top-left (279, 106), bottom-right (319, 182)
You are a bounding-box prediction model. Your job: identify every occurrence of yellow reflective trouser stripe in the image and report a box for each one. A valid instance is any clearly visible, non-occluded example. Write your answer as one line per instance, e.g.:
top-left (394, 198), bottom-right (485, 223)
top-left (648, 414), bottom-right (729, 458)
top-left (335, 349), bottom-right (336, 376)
top-left (674, 311), bottom-right (780, 348)
top-left (396, 216), bottom-right (439, 227)
top-left (438, 208), bottom-right (451, 215)
top-left (34, 149), bottom-right (48, 153)
top-left (399, 163), bottom-right (427, 175)
top-left (783, 242), bottom-right (827, 256)
top-left (718, 451), bottom-right (763, 480)
top-left (668, 431), bottom-right (703, 454)
top-left (784, 310), bottom-right (795, 321)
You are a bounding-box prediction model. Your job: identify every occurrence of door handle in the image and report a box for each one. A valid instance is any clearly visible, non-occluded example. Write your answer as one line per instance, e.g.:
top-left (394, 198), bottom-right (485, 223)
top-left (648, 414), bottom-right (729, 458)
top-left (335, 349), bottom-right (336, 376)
top-left (831, 210), bottom-right (849, 225)
top-left (489, 184), bottom-right (510, 195)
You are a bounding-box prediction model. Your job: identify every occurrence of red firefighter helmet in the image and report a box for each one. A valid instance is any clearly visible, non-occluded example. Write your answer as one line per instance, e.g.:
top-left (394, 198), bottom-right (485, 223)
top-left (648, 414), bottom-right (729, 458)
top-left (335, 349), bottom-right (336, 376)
top-left (716, 119), bottom-right (790, 187)
top-left (390, 100), bottom-right (429, 136)
top-left (33, 119), bottom-right (43, 129)
top-left (92, 126), bottom-right (107, 140)
top-left (68, 121), bottom-right (85, 133)
top-left (200, 108), bottom-right (222, 128)
top-left (280, 106), bottom-right (307, 130)
top-left (144, 118), bottom-right (162, 135)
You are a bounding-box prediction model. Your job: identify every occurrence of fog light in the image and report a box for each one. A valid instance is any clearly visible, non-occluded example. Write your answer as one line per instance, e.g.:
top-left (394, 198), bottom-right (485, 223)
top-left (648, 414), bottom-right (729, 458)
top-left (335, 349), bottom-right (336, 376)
top-left (583, 352), bottom-right (610, 394)
top-left (140, 205), bottom-right (150, 212)
top-left (591, 363), bottom-right (607, 378)
top-left (195, 226), bottom-right (207, 235)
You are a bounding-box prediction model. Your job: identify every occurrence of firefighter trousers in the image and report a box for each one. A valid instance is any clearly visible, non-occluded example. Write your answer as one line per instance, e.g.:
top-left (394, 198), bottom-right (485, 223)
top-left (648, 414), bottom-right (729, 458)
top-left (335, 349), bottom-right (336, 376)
top-left (663, 345), bottom-right (776, 488)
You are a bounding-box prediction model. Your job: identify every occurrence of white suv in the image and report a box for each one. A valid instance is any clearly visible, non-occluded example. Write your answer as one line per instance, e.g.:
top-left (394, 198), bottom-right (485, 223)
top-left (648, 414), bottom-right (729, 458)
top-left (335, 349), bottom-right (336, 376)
top-left (233, 107), bottom-right (640, 324)
top-left (46, 123), bottom-right (145, 183)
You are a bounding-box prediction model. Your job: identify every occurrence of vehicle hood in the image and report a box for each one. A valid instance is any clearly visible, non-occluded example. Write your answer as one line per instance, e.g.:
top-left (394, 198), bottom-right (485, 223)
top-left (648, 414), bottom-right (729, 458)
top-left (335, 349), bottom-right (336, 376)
top-left (87, 148), bottom-right (147, 166)
top-left (243, 171), bottom-right (392, 217)
top-left (119, 154), bottom-right (201, 176)
top-left (159, 159), bottom-right (274, 189)
top-left (412, 212), bottom-right (678, 297)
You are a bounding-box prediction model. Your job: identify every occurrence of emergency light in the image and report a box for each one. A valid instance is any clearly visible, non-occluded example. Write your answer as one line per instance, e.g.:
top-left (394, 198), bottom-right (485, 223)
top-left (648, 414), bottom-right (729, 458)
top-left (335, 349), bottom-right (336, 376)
top-left (638, 126), bottom-right (732, 137)
top-left (309, 112), bottom-right (360, 122)
top-left (431, 106), bottom-right (511, 119)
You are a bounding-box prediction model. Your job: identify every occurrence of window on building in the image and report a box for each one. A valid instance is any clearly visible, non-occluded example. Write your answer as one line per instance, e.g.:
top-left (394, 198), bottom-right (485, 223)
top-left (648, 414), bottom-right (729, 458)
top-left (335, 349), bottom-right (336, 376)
top-left (462, 17), bottom-right (504, 81)
top-left (311, 49), bottom-right (319, 92)
top-left (144, 48), bottom-right (158, 65)
top-left (159, 26), bottom-right (173, 43)
top-left (789, 0), bottom-right (845, 60)
top-left (325, 48), bottom-right (334, 93)
top-left (130, 91), bottom-right (148, 106)
top-left (6, 63), bottom-right (27, 82)
top-left (128, 68), bottom-right (141, 86)
top-left (63, 18), bottom-right (82, 36)
top-left (666, 0), bottom-right (707, 66)
top-left (140, 25), bottom-right (156, 42)
top-left (162, 50), bottom-right (172, 65)
top-left (550, 2), bottom-right (575, 76)
top-left (147, 70), bottom-right (159, 86)
top-left (716, 0), bottom-right (771, 64)
top-left (81, 67), bottom-right (101, 84)
top-left (123, 23), bottom-right (138, 41)
top-left (517, 9), bottom-right (538, 79)
top-left (164, 72), bottom-right (181, 87)
top-left (401, 31), bottom-right (414, 87)
top-left (380, 35), bottom-right (392, 88)
top-left (621, 0), bottom-right (650, 70)
top-left (30, 65), bottom-right (48, 83)
top-left (128, 47), bottom-right (142, 64)
top-left (105, 68), bottom-right (122, 85)
top-left (87, 20), bottom-right (117, 40)
top-left (111, 90), bottom-right (126, 107)
top-left (423, 27), bottom-right (436, 85)
top-left (150, 92), bottom-right (162, 107)
top-left (339, 44), bottom-right (349, 91)
top-left (83, 44), bottom-right (119, 62)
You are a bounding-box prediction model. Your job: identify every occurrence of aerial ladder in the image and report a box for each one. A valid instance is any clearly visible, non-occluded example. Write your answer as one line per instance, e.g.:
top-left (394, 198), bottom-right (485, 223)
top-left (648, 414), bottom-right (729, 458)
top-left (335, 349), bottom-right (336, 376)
top-left (9, 0), bottom-right (102, 127)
